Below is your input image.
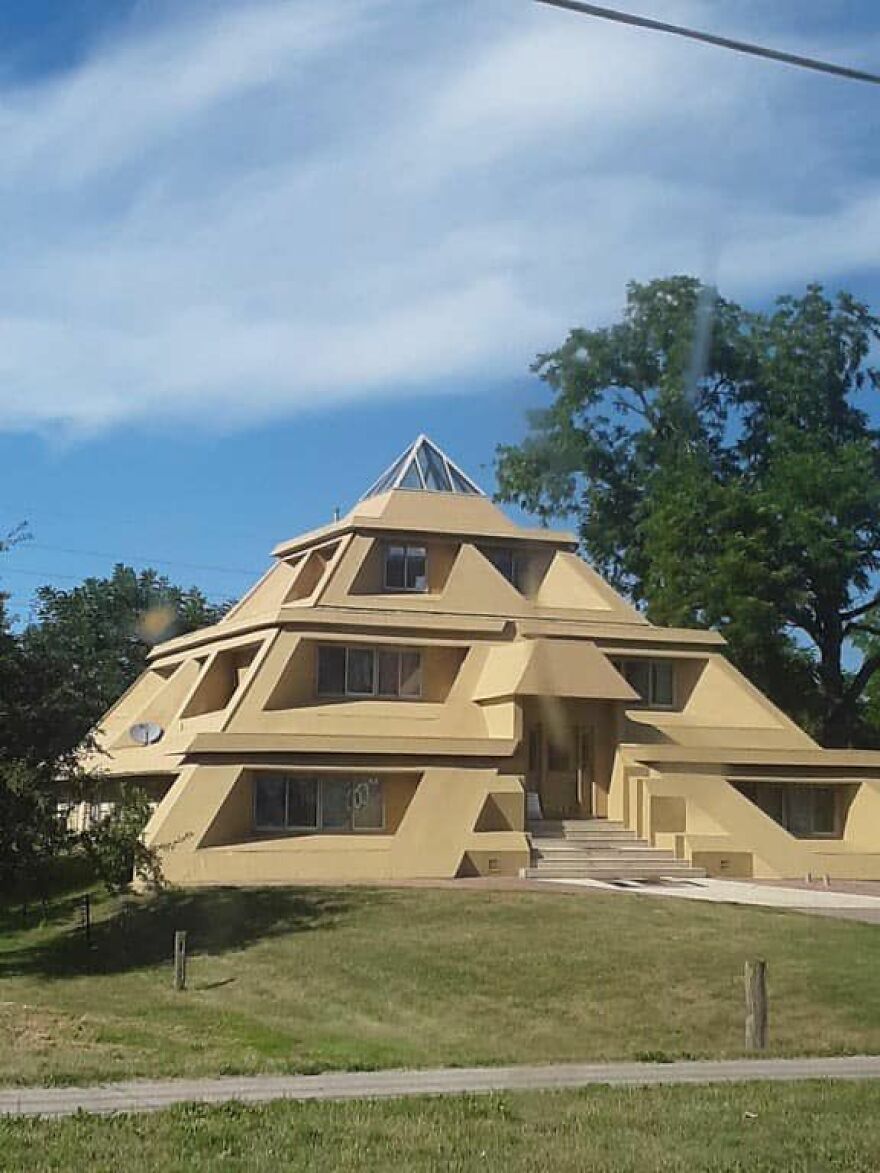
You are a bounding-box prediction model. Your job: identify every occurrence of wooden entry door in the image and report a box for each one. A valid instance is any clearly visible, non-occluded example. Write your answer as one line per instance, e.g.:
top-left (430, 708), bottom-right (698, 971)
top-left (529, 721), bottom-right (594, 819)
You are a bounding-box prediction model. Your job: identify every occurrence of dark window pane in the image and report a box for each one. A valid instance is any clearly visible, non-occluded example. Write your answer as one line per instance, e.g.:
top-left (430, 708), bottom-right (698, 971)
top-left (322, 778), bottom-right (350, 829)
top-left (399, 462), bottom-right (423, 489)
top-left (287, 777), bottom-right (318, 828)
top-left (400, 651), bottom-right (422, 698)
top-left (405, 546), bottom-right (427, 591)
top-left (651, 661), bottom-right (674, 707)
top-left (346, 647), bottom-right (375, 695)
top-left (377, 649), bottom-right (400, 696)
top-left (352, 778), bottom-right (383, 829)
top-left (483, 546), bottom-right (518, 587)
top-left (786, 788), bottom-right (813, 837)
top-left (254, 775), bottom-right (286, 828)
top-left (385, 545), bottom-right (406, 589)
top-left (756, 784), bottom-right (785, 826)
top-left (421, 443), bottom-right (452, 491)
top-left (547, 736), bottom-right (571, 771)
top-left (812, 787), bottom-right (836, 835)
top-left (449, 465), bottom-right (478, 494)
top-left (624, 661), bottom-right (651, 701)
top-left (373, 452), bottom-right (408, 494)
top-left (317, 645), bottom-right (346, 695)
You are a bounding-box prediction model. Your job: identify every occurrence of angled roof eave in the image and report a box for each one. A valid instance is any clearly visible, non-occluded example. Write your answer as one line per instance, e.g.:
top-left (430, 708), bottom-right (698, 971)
top-left (272, 503), bottom-right (578, 559)
top-left (473, 638), bottom-right (639, 703)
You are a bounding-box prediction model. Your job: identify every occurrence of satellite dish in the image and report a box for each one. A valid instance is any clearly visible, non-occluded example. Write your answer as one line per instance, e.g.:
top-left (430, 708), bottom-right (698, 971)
top-left (129, 721), bottom-right (164, 747)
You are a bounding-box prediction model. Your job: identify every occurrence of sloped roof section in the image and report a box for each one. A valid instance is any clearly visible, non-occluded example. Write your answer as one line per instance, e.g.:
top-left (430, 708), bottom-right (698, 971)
top-left (473, 639), bottom-right (639, 703)
top-left (360, 435), bottom-right (485, 500)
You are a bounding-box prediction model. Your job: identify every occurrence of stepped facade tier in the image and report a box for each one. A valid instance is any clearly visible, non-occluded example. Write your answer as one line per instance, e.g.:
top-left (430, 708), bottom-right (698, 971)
top-left (86, 435), bottom-right (880, 885)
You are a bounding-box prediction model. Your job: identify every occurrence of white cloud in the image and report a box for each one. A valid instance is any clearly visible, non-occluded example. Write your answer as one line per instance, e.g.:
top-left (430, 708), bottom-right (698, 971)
top-left (0, 0), bottom-right (877, 436)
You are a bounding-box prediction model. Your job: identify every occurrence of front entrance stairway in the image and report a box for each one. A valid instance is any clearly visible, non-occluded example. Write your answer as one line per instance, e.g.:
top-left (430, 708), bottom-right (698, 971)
top-left (525, 818), bottom-right (706, 881)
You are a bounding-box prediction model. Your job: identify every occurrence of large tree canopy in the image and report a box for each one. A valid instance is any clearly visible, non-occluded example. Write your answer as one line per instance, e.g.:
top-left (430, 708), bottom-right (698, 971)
top-left (17, 564), bottom-right (230, 760)
top-left (0, 561), bottom-right (230, 899)
top-left (496, 277), bottom-right (880, 747)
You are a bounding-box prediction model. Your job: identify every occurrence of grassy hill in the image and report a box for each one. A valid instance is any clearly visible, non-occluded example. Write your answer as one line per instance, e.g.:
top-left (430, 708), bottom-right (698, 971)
top-left (2, 884), bottom-right (880, 1087)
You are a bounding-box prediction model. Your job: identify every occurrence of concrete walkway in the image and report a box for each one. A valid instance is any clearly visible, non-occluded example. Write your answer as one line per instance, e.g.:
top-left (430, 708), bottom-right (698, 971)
top-left (4, 1056), bottom-right (880, 1119)
top-left (539, 875), bottom-right (880, 921)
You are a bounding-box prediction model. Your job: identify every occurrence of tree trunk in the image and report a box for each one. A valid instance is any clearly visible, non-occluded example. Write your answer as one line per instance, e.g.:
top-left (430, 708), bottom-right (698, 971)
top-left (818, 625), bottom-right (848, 747)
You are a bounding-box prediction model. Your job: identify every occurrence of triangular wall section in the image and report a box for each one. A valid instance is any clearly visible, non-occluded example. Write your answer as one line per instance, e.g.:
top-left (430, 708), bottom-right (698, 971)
top-left (534, 552), bottom-right (647, 621)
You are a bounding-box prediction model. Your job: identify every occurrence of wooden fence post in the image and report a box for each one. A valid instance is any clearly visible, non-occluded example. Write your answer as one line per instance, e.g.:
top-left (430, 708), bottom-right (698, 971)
top-left (744, 959), bottom-right (768, 1050)
top-left (173, 931), bottom-right (187, 991)
top-left (80, 894), bottom-right (92, 949)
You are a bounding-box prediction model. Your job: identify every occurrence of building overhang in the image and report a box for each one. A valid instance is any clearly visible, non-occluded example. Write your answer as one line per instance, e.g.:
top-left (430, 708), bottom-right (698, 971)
top-left (473, 638), bottom-right (639, 703)
top-left (185, 733), bottom-right (517, 758)
top-left (619, 743), bottom-right (880, 775)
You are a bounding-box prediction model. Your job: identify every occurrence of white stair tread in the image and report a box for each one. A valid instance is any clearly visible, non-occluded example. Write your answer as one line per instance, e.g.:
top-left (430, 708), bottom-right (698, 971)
top-left (526, 817), bottom-right (701, 881)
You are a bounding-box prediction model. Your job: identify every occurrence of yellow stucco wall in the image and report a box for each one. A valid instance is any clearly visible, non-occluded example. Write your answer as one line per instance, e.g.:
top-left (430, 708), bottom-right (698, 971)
top-left (87, 471), bottom-right (880, 885)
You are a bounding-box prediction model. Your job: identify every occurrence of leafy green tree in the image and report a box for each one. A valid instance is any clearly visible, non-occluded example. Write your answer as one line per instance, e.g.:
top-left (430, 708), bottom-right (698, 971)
top-left (496, 277), bottom-right (880, 746)
top-left (0, 561), bottom-right (229, 900)
top-left (19, 564), bottom-right (230, 755)
top-left (79, 785), bottom-right (164, 893)
top-left (0, 760), bottom-right (71, 904)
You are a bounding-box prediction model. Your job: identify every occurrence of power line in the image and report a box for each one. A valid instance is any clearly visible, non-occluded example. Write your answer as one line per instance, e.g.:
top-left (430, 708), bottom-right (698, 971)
top-left (0, 567), bottom-right (234, 605)
top-left (533, 0), bottom-right (880, 86)
top-left (26, 543), bottom-right (260, 578)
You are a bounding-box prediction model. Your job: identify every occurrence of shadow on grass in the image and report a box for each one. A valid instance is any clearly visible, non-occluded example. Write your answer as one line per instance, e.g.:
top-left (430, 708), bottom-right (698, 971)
top-left (0, 886), bottom-right (381, 980)
top-left (0, 890), bottom-right (95, 938)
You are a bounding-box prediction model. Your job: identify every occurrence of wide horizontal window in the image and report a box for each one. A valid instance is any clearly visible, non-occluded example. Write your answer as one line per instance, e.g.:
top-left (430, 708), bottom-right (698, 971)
top-left (735, 782), bottom-right (839, 838)
top-left (612, 658), bottom-right (675, 708)
top-left (384, 544), bottom-right (427, 592)
top-left (253, 774), bottom-right (384, 833)
top-left (317, 645), bottom-right (422, 699)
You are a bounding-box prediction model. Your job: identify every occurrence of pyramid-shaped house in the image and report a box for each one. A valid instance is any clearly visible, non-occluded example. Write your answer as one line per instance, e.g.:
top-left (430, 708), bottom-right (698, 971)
top-left (90, 436), bottom-right (880, 884)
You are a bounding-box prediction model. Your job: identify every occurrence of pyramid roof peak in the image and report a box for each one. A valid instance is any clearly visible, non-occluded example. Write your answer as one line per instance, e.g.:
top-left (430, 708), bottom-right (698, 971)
top-left (359, 435), bottom-right (485, 501)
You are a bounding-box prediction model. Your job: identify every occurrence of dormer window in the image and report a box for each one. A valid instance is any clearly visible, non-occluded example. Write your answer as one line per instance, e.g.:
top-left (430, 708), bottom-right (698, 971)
top-left (317, 645), bottom-right (422, 699)
top-left (612, 658), bottom-right (675, 708)
top-left (384, 544), bottom-right (427, 592)
top-left (480, 546), bottom-right (519, 589)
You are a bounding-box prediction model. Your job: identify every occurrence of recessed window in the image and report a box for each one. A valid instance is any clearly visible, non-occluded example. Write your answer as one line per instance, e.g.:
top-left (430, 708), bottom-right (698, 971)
top-left (317, 645), bottom-right (422, 699)
top-left (287, 777), bottom-right (318, 828)
top-left (480, 546), bottom-right (520, 589)
top-left (346, 647), bottom-right (375, 696)
top-left (613, 658), bottom-right (676, 708)
top-left (735, 783), bottom-right (839, 838)
top-left (384, 544), bottom-right (427, 592)
top-left (254, 774), bottom-right (287, 829)
top-left (253, 774), bottom-right (384, 833)
top-left (316, 644), bottom-right (346, 695)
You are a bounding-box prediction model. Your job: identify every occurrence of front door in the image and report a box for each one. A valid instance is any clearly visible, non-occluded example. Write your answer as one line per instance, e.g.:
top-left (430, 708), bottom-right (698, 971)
top-left (528, 720), bottom-right (594, 820)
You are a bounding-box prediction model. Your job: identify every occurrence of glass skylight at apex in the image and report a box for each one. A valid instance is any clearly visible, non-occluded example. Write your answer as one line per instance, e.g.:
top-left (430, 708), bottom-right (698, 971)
top-left (359, 435), bottom-right (485, 500)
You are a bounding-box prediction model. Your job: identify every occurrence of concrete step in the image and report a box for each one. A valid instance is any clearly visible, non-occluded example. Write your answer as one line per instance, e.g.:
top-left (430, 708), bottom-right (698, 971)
top-left (530, 841), bottom-right (649, 854)
top-left (529, 856), bottom-right (703, 871)
top-left (526, 816), bottom-right (704, 882)
top-left (531, 827), bottom-right (638, 838)
top-left (530, 849), bottom-right (694, 868)
top-left (530, 820), bottom-right (629, 831)
top-left (524, 864), bottom-right (706, 881)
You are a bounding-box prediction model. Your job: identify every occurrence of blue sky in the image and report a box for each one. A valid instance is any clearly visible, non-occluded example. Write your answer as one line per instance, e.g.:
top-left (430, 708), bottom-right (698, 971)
top-left (1, 0), bottom-right (879, 619)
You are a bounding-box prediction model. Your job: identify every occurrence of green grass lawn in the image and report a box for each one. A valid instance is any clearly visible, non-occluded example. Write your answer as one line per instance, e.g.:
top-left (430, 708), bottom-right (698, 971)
top-left (2, 884), bottom-right (880, 1087)
top-left (3, 1083), bottom-right (880, 1172)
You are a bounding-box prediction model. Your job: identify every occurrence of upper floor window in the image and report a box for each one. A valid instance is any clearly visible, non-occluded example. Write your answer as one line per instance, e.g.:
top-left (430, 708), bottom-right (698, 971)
top-left (384, 544), bottom-right (427, 592)
top-left (317, 645), bottom-right (422, 699)
top-left (613, 658), bottom-right (675, 708)
top-left (480, 546), bottom-right (520, 589)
